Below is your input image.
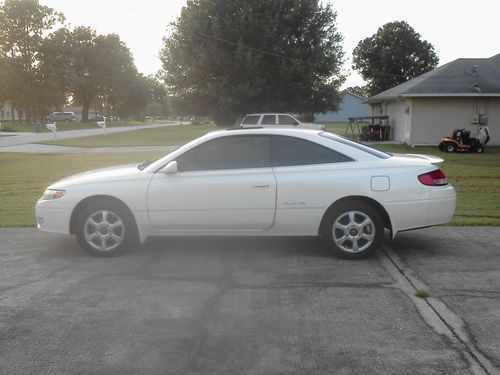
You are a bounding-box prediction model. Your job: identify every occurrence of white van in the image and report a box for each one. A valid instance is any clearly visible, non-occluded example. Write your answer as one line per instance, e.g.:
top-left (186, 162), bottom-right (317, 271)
top-left (240, 113), bottom-right (325, 130)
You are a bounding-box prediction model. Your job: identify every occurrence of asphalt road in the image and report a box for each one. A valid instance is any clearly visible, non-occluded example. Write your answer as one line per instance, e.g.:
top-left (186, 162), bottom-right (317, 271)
top-left (0, 227), bottom-right (499, 375)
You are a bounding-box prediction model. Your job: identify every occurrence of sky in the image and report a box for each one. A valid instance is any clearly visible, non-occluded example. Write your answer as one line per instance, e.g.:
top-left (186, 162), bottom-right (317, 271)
top-left (40, 0), bottom-right (500, 88)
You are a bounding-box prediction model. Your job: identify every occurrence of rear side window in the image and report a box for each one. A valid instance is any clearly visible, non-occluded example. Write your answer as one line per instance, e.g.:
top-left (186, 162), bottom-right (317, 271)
top-left (241, 115), bottom-right (260, 125)
top-left (278, 115), bottom-right (298, 125)
top-left (320, 133), bottom-right (391, 159)
top-left (261, 115), bottom-right (276, 125)
top-left (271, 136), bottom-right (353, 167)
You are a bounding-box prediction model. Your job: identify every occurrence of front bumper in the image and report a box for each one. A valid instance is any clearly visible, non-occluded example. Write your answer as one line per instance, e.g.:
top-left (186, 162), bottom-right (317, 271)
top-left (35, 202), bottom-right (71, 235)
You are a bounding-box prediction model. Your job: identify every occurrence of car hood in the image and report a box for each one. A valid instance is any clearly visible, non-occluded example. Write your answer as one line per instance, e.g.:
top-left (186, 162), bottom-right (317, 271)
top-left (48, 164), bottom-right (145, 189)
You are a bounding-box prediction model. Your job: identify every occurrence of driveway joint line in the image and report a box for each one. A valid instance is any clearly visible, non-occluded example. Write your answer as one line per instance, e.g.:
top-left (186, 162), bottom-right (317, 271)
top-left (380, 242), bottom-right (499, 375)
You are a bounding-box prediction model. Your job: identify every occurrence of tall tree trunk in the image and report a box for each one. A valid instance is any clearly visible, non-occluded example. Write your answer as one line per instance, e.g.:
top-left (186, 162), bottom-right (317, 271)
top-left (81, 95), bottom-right (92, 122)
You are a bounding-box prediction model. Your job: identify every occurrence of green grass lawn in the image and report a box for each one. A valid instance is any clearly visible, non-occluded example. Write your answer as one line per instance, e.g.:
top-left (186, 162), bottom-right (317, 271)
top-left (44, 123), bottom-right (341, 148)
top-left (2, 129), bottom-right (499, 228)
top-left (0, 151), bottom-right (164, 227)
top-left (37, 124), bottom-right (221, 147)
top-left (324, 122), bottom-right (350, 135)
top-left (373, 144), bottom-right (500, 226)
top-left (1, 120), bottom-right (172, 133)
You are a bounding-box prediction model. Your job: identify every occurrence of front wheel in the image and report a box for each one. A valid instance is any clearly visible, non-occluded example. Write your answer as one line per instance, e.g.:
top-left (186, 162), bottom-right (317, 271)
top-left (444, 142), bottom-right (456, 153)
top-left (322, 202), bottom-right (384, 259)
top-left (76, 201), bottom-right (137, 256)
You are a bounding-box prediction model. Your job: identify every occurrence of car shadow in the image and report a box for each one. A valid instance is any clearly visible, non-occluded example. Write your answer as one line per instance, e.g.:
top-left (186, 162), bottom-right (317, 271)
top-left (140, 236), bottom-right (332, 258)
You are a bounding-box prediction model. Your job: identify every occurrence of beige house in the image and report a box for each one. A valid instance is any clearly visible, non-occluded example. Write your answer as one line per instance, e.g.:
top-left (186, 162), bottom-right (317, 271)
top-left (367, 54), bottom-right (500, 146)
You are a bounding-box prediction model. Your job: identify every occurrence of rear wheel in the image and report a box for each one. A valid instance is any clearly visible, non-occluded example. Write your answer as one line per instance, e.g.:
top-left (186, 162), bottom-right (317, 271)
top-left (322, 202), bottom-right (383, 259)
top-left (76, 201), bottom-right (137, 256)
top-left (476, 145), bottom-right (484, 153)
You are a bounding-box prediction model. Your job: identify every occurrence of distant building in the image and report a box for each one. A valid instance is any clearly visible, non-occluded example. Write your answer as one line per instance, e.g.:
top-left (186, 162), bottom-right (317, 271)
top-left (0, 101), bottom-right (25, 121)
top-left (314, 91), bottom-right (371, 123)
top-left (366, 54), bottom-right (500, 145)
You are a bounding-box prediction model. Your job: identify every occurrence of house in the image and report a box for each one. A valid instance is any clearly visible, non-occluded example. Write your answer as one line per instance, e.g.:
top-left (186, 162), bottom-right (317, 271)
top-left (366, 54), bottom-right (500, 146)
top-left (0, 101), bottom-right (25, 121)
top-left (314, 90), bottom-right (371, 123)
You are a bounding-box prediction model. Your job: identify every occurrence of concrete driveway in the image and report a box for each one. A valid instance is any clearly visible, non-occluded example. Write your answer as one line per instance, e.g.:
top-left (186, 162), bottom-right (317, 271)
top-left (0, 227), bottom-right (498, 374)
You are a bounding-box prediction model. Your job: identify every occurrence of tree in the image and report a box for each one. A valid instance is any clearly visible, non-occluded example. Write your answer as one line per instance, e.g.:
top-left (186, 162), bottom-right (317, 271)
top-left (0, 0), bottom-right (64, 123)
top-left (345, 85), bottom-right (368, 98)
top-left (45, 26), bottom-right (144, 121)
top-left (161, 0), bottom-right (345, 126)
top-left (145, 76), bottom-right (169, 119)
top-left (352, 21), bottom-right (439, 96)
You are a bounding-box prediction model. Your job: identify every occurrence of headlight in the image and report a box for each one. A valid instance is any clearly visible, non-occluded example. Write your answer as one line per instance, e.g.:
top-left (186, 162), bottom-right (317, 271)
top-left (41, 189), bottom-right (66, 200)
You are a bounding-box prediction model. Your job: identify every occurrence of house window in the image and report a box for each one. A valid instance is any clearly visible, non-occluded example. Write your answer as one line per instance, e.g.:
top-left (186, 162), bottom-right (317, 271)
top-left (1, 110), bottom-right (4, 118)
top-left (6, 110), bottom-right (10, 117)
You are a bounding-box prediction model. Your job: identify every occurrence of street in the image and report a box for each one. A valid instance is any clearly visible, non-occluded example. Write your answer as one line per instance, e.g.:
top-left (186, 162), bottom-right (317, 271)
top-left (0, 227), bottom-right (499, 374)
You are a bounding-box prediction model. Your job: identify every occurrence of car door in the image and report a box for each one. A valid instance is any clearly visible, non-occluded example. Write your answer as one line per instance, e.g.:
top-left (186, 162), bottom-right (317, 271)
top-left (147, 135), bottom-right (277, 232)
top-left (270, 135), bottom-right (354, 233)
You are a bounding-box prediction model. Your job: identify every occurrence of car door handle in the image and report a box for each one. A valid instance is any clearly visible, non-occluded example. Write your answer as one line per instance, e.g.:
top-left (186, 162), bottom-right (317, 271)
top-left (252, 184), bottom-right (270, 189)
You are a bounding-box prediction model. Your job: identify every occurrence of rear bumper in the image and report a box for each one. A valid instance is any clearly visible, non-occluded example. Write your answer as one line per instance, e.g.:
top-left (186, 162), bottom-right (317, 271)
top-left (427, 185), bottom-right (456, 226)
top-left (385, 185), bottom-right (456, 236)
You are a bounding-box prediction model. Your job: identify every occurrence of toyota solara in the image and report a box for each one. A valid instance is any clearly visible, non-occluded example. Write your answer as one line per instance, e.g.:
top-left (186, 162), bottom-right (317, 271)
top-left (35, 128), bottom-right (456, 259)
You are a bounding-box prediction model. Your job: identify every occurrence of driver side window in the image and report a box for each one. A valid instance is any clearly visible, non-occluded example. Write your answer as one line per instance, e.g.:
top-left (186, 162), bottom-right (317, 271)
top-left (177, 135), bottom-right (271, 171)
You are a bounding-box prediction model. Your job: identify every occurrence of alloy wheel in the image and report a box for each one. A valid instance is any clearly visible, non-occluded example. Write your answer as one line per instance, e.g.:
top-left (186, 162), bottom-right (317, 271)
top-left (332, 211), bottom-right (375, 253)
top-left (83, 210), bottom-right (125, 252)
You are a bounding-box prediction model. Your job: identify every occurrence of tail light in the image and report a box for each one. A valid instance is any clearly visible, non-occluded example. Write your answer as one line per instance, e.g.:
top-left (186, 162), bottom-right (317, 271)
top-left (418, 169), bottom-right (448, 186)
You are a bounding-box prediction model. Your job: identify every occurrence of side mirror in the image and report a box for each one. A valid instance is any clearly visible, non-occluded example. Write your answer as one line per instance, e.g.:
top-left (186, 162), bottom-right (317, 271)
top-left (161, 160), bottom-right (178, 174)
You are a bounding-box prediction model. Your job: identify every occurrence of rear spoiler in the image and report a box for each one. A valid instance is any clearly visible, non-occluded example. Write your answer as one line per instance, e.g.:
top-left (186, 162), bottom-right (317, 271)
top-left (392, 153), bottom-right (444, 164)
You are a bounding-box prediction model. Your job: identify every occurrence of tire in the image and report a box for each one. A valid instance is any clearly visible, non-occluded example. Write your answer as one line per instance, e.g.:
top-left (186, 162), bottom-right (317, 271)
top-left (444, 142), bottom-right (456, 153)
top-left (322, 202), bottom-right (384, 259)
top-left (76, 201), bottom-right (137, 257)
top-left (438, 141), bottom-right (446, 152)
top-left (476, 145), bottom-right (484, 153)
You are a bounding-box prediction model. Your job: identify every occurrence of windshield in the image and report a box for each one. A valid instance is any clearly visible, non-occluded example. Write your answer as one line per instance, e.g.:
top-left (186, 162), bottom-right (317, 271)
top-left (137, 160), bottom-right (154, 170)
top-left (320, 132), bottom-right (391, 159)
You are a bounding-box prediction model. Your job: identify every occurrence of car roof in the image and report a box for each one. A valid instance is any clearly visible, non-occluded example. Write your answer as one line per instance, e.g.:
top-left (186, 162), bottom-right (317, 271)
top-left (208, 127), bottom-right (322, 137)
top-left (243, 113), bottom-right (294, 116)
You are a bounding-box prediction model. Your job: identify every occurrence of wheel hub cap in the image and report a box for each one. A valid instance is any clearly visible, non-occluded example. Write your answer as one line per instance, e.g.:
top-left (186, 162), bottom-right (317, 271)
top-left (84, 210), bottom-right (124, 252)
top-left (333, 211), bottom-right (375, 253)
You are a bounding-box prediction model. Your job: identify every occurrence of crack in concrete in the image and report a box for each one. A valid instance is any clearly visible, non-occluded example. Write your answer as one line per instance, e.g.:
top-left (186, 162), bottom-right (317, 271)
top-left (379, 242), bottom-right (499, 375)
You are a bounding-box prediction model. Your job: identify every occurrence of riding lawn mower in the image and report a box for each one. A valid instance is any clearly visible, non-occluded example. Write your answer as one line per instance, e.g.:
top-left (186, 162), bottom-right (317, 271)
top-left (438, 126), bottom-right (490, 153)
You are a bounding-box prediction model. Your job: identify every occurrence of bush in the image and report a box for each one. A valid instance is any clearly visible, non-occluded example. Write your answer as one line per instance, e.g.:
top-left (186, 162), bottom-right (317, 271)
top-left (213, 112), bottom-right (238, 127)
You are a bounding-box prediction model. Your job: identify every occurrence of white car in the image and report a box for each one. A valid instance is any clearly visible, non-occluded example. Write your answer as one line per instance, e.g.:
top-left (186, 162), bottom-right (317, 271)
top-left (35, 128), bottom-right (456, 259)
top-left (241, 113), bottom-right (325, 131)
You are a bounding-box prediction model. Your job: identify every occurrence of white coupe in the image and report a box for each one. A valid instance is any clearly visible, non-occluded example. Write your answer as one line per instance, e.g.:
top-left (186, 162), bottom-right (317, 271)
top-left (35, 128), bottom-right (456, 259)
